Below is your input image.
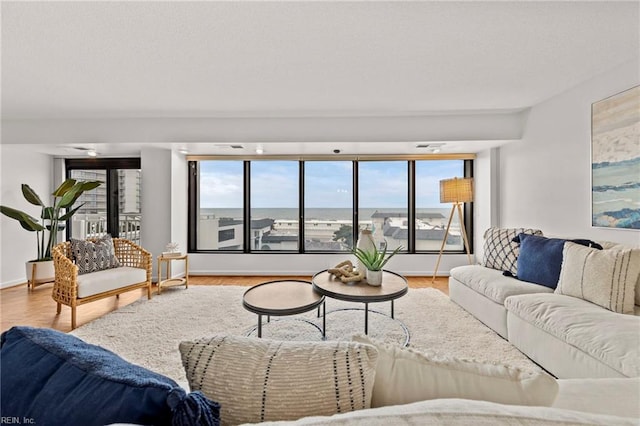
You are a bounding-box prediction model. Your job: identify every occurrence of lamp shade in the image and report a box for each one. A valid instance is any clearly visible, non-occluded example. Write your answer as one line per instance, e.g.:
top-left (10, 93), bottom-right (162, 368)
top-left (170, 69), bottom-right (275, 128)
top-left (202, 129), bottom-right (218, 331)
top-left (440, 177), bottom-right (474, 203)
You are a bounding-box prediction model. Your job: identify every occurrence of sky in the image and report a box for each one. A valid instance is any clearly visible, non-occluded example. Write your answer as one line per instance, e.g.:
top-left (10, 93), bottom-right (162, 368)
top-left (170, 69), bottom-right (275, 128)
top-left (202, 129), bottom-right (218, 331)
top-left (199, 160), bottom-right (464, 209)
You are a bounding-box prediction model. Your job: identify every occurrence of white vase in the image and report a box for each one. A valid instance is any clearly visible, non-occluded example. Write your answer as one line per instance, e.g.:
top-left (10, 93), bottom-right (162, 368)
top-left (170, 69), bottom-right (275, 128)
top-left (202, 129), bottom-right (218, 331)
top-left (366, 269), bottom-right (383, 286)
top-left (25, 260), bottom-right (55, 287)
top-left (355, 229), bottom-right (375, 273)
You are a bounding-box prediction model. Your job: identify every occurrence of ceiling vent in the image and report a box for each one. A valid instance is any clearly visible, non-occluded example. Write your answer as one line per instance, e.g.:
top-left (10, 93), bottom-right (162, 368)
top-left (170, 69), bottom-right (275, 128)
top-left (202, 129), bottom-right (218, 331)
top-left (214, 144), bottom-right (244, 149)
top-left (415, 143), bottom-right (445, 149)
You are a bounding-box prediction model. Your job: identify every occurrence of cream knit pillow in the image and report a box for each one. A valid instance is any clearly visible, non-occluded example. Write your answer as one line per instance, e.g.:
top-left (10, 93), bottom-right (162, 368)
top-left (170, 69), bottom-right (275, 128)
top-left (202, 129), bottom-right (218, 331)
top-left (555, 242), bottom-right (640, 314)
top-left (179, 335), bottom-right (378, 426)
top-left (352, 335), bottom-right (558, 408)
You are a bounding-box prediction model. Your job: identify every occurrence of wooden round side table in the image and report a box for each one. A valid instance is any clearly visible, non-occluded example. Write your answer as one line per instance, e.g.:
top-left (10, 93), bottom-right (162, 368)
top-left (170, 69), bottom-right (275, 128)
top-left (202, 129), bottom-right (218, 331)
top-left (157, 254), bottom-right (189, 295)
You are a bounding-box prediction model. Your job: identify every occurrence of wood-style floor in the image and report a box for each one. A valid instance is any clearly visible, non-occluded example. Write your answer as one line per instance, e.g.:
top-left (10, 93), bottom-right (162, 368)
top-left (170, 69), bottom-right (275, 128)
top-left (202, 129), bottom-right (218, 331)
top-left (0, 275), bottom-right (449, 333)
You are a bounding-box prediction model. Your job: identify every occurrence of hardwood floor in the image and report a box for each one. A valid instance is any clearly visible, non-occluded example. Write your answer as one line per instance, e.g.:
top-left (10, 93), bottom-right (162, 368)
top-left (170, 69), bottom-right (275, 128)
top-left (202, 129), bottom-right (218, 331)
top-left (0, 275), bottom-right (449, 333)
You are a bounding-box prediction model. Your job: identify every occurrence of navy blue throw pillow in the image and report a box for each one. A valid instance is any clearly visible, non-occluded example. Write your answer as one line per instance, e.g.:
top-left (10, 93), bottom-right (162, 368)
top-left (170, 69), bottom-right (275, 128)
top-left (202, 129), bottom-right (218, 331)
top-left (515, 234), bottom-right (602, 289)
top-left (0, 326), bottom-right (220, 426)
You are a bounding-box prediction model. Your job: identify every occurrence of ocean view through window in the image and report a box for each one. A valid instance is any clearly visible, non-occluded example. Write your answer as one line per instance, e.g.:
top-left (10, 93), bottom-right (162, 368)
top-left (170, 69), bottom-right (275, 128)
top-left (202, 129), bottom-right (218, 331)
top-left (189, 158), bottom-right (473, 254)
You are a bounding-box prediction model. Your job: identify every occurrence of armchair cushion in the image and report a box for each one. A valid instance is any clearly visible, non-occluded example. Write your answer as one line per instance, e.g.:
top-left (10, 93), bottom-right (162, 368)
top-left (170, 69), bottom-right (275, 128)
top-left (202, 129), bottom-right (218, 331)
top-left (77, 266), bottom-right (147, 298)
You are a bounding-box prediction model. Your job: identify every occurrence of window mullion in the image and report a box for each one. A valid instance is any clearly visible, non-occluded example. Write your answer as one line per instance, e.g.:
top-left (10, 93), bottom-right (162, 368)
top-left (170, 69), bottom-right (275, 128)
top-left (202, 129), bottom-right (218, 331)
top-left (408, 161), bottom-right (415, 253)
top-left (353, 160), bottom-right (359, 249)
top-left (244, 161), bottom-right (251, 253)
top-left (299, 161), bottom-right (305, 254)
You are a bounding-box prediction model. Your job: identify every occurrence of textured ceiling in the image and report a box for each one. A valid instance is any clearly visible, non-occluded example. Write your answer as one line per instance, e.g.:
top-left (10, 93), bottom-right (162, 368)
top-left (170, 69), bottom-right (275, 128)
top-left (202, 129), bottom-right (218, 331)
top-left (2, 1), bottom-right (639, 120)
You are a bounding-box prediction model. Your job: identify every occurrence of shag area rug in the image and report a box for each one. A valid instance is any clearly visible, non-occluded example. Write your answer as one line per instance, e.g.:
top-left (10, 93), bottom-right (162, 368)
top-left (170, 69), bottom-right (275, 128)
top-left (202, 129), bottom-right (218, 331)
top-left (71, 285), bottom-right (538, 384)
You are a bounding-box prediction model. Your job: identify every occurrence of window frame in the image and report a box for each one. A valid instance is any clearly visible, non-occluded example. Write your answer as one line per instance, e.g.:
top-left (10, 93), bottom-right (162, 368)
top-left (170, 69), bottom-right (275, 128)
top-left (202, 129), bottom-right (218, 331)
top-left (65, 157), bottom-right (141, 240)
top-left (187, 156), bottom-right (474, 255)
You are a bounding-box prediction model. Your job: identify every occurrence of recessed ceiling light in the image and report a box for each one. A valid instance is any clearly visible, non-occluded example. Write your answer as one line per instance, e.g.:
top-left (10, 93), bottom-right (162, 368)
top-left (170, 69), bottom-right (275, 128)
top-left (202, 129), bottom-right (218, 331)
top-left (87, 149), bottom-right (97, 157)
top-left (256, 146), bottom-right (264, 155)
top-left (178, 148), bottom-right (189, 155)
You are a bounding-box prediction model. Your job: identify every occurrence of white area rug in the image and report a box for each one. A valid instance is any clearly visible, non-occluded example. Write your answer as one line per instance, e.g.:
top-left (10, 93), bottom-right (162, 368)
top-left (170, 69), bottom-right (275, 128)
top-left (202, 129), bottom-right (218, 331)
top-left (71, 285), bottom-right (538, 384)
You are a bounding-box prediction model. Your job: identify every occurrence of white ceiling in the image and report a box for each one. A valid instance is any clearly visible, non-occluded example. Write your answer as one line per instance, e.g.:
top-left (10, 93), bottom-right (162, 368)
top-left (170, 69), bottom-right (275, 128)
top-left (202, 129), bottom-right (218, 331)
top-left (1, 1), bottom-right (639, 155)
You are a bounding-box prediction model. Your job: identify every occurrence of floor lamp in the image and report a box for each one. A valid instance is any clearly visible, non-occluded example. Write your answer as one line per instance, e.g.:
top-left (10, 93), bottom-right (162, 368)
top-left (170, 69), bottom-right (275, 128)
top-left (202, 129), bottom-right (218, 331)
top-left (432, 177), bottom-right (474, 282)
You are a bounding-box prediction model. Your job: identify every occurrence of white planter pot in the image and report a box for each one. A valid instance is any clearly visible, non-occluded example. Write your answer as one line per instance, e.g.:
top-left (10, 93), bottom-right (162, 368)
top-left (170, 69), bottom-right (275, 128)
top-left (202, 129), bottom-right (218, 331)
top-left (366, 270), bottom-right (383, 286)
top-left (25, 260), bottom-right (55, 287)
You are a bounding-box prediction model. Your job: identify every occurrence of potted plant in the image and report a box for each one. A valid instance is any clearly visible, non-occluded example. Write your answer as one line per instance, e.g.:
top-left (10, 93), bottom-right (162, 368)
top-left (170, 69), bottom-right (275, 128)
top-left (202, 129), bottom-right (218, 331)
top-left (353, 241), bottom-right (403, 286)
top-left (0, 178), bottom-right (101, 287)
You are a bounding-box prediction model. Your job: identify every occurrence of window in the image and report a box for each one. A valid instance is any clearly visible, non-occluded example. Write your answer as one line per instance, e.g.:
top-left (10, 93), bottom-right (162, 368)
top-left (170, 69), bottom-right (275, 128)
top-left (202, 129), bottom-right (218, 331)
top-left (66, 158), bottom-right (141, 243)
top-left (359, 161), bottom-right (408, 251)
top-left (197, 161), bottom-right (244, 250)
top-left (251, 161), bottom-right (299, 251)
top-left (304, 161), bottom-right (353, 252)
top-left (415, 160), bottom-right (466, 251)
top-left (188, 158), bottom-right (473, 255)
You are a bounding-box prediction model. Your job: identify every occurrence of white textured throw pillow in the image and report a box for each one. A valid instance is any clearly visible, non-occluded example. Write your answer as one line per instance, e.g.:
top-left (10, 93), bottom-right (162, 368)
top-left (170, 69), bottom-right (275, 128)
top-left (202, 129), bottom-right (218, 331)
top-left (352, 335), bottom-right (558, 408)
top-left (179, 335), bottom-right (378, 426)
top-left (556, 242), bottom-right (640, 314)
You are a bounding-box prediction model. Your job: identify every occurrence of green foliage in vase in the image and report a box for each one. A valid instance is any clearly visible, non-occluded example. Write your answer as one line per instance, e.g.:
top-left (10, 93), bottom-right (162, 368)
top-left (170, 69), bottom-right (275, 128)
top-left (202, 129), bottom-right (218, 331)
top-left (353, 241), bottom-right (403, 271)
top-left (0, 178), bottom-right (102, 261)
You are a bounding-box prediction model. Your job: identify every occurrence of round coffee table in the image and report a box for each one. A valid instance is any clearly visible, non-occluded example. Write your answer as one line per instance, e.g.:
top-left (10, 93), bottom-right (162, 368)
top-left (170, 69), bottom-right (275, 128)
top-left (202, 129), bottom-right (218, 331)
top-left (312, 270), bottom-right (409, 340)
top-left (243, 280), bottom-right (325, 338)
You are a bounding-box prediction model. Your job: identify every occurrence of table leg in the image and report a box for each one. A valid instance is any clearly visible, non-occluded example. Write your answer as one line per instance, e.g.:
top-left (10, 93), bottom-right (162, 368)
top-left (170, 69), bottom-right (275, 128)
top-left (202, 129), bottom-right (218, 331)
top-left (322, 301), bottom-right (326, 338)
top-left (258, 314), bottom-right (262, 338)
top-left (158, 259), bottom-right (164, 295)
top-left (365, 302), bottom-right (369, 335)
top-left (391, 300), bottom-right (395, 319)
top-left (267, 315), bottom-right (270, 323)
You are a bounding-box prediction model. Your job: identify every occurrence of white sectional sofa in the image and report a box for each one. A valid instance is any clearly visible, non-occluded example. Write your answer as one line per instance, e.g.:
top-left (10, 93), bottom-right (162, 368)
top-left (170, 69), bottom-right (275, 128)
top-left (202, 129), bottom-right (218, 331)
top-left (449, 232), bottom-right (640, 380)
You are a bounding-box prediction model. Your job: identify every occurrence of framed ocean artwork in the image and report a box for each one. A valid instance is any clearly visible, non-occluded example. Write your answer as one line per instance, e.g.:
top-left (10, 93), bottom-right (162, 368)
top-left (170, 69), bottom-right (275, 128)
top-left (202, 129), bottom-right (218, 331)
top-left (591, 85), bottom-right (640, 230)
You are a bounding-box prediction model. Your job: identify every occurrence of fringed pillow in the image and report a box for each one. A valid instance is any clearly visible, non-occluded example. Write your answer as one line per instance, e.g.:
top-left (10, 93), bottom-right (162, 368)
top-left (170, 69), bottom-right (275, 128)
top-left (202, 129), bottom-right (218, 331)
top-left (179, 335), bottom-right (378, 425)
top-left (1, 326), bottom-right (220, 426)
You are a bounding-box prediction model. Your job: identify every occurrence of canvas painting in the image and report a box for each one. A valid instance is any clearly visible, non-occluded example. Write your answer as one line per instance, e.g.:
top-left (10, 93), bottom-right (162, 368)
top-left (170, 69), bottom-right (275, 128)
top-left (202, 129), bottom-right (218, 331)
top-left (591, 85), bottom-right (640, 229)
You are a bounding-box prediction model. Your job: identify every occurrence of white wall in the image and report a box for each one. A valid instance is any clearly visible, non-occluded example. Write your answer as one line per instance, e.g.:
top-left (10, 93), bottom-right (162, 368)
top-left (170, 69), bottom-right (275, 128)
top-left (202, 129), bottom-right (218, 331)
top-left (499, 58), bottom-right (640, 246)
top-left (474, 147), bottom-right (501, 261)
top-left (187, 252), bottom-right (473, 277)
top-left (140, 148), bottom-right (173, 280)
top-left (0, 146), bottom-right (53, 287)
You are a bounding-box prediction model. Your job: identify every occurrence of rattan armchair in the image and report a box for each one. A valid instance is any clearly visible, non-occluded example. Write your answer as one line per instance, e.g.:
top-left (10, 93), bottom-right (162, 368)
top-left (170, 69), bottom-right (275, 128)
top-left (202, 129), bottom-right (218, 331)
top-left (52, 238), bottom-right (152, 329)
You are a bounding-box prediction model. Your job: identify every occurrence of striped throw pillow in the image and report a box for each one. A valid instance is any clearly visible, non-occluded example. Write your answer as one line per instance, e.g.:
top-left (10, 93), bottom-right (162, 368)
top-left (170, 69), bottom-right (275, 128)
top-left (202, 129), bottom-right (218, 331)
top-left (179, 335), bottom-right (378, 425)
top-left (556, 242), bottom-right (640, 314)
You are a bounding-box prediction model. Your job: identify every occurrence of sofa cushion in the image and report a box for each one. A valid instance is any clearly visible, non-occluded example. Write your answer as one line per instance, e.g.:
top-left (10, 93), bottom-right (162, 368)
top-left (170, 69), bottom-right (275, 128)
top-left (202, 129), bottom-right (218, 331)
top-left (352, 335), bottom-right (558, 408)
top-left (254, 398), bottom-right (638, 425)
top-left (179, 335), bottom-right (378, 425)
top-left (505, 293), bottom-right (640, 377)
top-left (70, 234), bottom-right (120, 274)
top-left (0, 326), bottom-right (220, 426)
top-left (515, 234), bottom-right (602, 289)
top-left (556, 242), bottom-right (640, 314)
top-left (553, 378), bottom-right (640, 419)
top-left (77, 266), bottom-right (147, 298)
top-left (482, 227), bottom-right (543, 275)
top-left (450, 265), bottom-right (553, 305)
